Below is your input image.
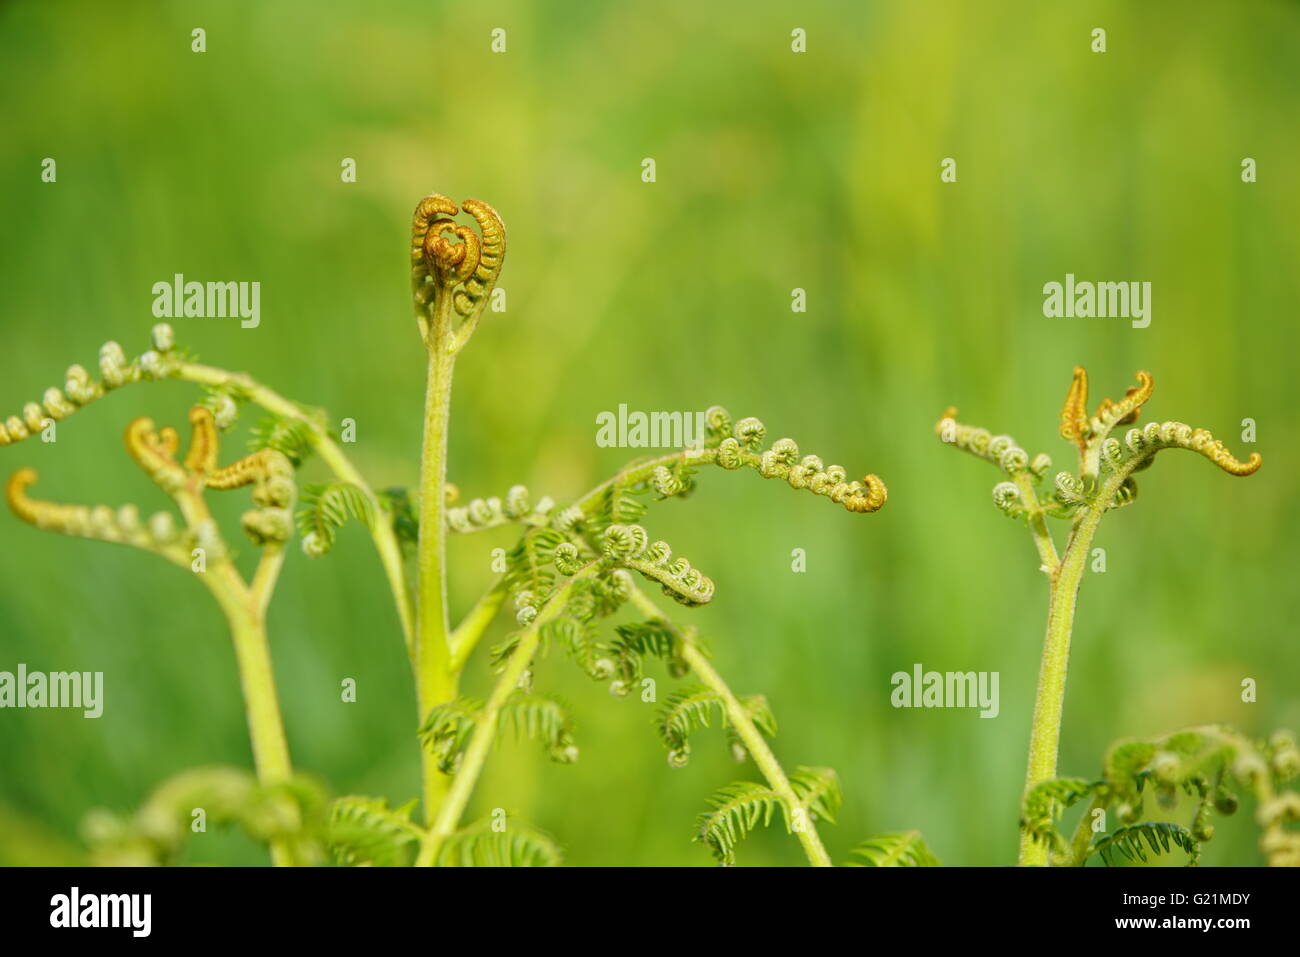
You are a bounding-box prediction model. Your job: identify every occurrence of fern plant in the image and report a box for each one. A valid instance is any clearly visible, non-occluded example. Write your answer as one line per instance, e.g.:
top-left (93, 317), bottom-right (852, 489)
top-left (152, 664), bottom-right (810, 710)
top-left (937, 369), bottom-right (1296, 866)
top-left (2, 194), bottom-right (911, 866)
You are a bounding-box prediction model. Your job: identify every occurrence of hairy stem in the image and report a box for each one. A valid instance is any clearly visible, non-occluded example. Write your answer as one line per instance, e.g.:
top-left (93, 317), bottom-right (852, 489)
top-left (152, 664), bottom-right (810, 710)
top-left (1018, 489), bottom-right (1112, 866)
top-left (416, 565), bottom-right (598, 866)
top-left (627, 587), bottom-right (833, 867)
top-left (414, 305), bottom-right (459, 825)
top-left (449, 576), bottom-right (509, 672)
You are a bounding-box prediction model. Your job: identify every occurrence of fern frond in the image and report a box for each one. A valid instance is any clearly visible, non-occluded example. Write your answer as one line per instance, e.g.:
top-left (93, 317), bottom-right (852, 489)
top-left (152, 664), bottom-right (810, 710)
top-left (422, 693), bottom-right (578, 769)
top-left (696, 781), bottom-right (782, 865)
top-left (658, 685), bottom-right (725, 767)
top-left (845, 831), bottom-right (940, 867)
top-left (378, 486), bottom-right (419, 551)
top-left (327, 795), bottom-right (422, 867)
top-left (419, 697), bottom-right (483, 773)
top-left (296, 482), bottom-right (376, 557)
top-left (500, 692), bottom-right (579, 763)
top-left (1021, 777), bottom-right (1098, 852)
top-left (789, 766), bottom-right (843, 825)
top-left (438, 814), bottom-right (562, 867)
top-left (447, 484), bottom-right (556, 533)
top-left (1089, 822), bottom-right (1200, 867)
top-left (723, 694), bottom-right (778, 762)
top-left (83, 765), bottom-right (327, 866)
top-left (248, 414), bottom-right (316, 467)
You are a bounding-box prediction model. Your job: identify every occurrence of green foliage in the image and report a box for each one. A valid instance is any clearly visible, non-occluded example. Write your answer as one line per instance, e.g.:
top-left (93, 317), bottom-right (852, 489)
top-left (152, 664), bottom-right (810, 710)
top-left (696, 767), bottom-right (842, 865)
top-left (437, 814), bottom-right (562, 867)
top-left (327, 795), bottom-right (422, 867)
top-left (248, 415), bottom-right (316, 467)
top-left (1089, 822), bottom-right (1200, 867)
top-left (421, 692), bottom-right (578, 773)
top-left (845, 831), bottom-right (940, 867)
top-left (697, 781), bottom-right (782, 865)
top-left (1020, 777), bottom-right (1097, 853)
top-left (296, 482), bottom-right (376, 557)
top-left (657, 685), bottom-right (775, 768)
top-left (83, 766), bottom-right (328, 866)
top-left (378, 486), bottom-right (419, 551)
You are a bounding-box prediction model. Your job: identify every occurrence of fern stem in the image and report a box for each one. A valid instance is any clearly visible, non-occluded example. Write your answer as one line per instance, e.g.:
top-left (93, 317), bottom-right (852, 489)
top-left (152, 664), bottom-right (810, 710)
top-left (1018, 486), bottom-right (1112, 866)
top-left (1014, 472), bottom-right (1059, 574)
top-left (199, 554), bottom-right (296, 866)
top-left (415, 330), bottom-right (459, 825)
top-left (417, 564), bottom-right (600, 866)
top-left (1066, 794), bottom-right (1109, 866)
top-left (449, 577), bottom-right (509, 672)
top-left (628, 587), bottom-right (833, 867)
top-left (173, 362), bottom-right (415, 654)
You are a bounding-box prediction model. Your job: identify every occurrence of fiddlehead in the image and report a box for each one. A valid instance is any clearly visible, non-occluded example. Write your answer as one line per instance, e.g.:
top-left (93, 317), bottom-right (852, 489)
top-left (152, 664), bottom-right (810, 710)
top-left (939, 368), bottom-right (1262, 522)
top-left (1024, 725), bottom-right (1299, 866)
top-left (410, 193), bottom-right (506, 353)
top-left (0, 325), bottom-right (181, 447)
top-left (296, 482), bottom-right (376, 557)
top-left (446, 484), bottom-right (556, 533)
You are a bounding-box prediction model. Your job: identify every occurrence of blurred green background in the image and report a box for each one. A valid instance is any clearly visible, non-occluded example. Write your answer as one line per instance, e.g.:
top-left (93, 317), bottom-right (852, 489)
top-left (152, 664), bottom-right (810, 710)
top-left (0, 0), bottom-right (1296, 866)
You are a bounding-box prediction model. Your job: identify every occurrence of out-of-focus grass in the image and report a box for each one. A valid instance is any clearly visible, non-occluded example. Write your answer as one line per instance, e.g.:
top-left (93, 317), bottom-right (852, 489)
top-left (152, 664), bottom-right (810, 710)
top-left (0, 0), bottom-right (1296, 866)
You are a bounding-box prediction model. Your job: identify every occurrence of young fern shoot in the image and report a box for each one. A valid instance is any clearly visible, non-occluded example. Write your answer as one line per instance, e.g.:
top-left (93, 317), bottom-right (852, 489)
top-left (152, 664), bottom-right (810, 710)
top-left (5, 402), bottom-right (307, 865)
top-left (936, 367), bottom-right (1264, 866)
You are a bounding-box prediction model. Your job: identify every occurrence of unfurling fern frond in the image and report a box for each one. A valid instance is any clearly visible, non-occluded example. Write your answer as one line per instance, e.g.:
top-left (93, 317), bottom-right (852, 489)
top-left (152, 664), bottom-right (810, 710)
top-left (327, 795), bottom-right (422, 867)
top-left (0, 326), bottom-right (182, 447)
top-left (696, 781), bottom-right (782, 865)
top-left (248, 415), bottom-right (316, 467)
top-left (500, 692), bottom-right (579, 764)
top-left (1089, 822), bottom-right (1200, 867)
top-left (601, 523), bottom-right (715, 606)
top-left (1020, 777), bottom-right (1098, 853)
top-left (845, 831), bottom-right (940, 867)
top-left (447, 484), bottom-right (556, 533)
top-left (421, 693), bottom-right (578, 770)
top-left (658, 685), bottom-right (726, 768)
top-left (789, 766), bottom-right (843, 825)
top-left (296, 482), bottom-right (376, 557)
top-left (503, 527), bottom-right (567, 606)
top-left (437, 814), bottom-right (561, 867)
top-left (420, 697), bottom-right (483, 773)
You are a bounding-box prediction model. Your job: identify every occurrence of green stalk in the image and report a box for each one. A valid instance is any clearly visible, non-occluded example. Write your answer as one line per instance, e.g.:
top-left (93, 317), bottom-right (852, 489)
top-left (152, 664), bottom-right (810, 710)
top-left (414, 297), bottom-right (459, 826)
top-left (416, 565), bottom-right (598, 866)
top-left (173, 361), bottom-right (415, 655)
top-left (201, 560), bottom-right (296, 866)
top-left (1017, 482), bottom-right (1116, 866)
top-left (627, 588), bottom-right (833, 867)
